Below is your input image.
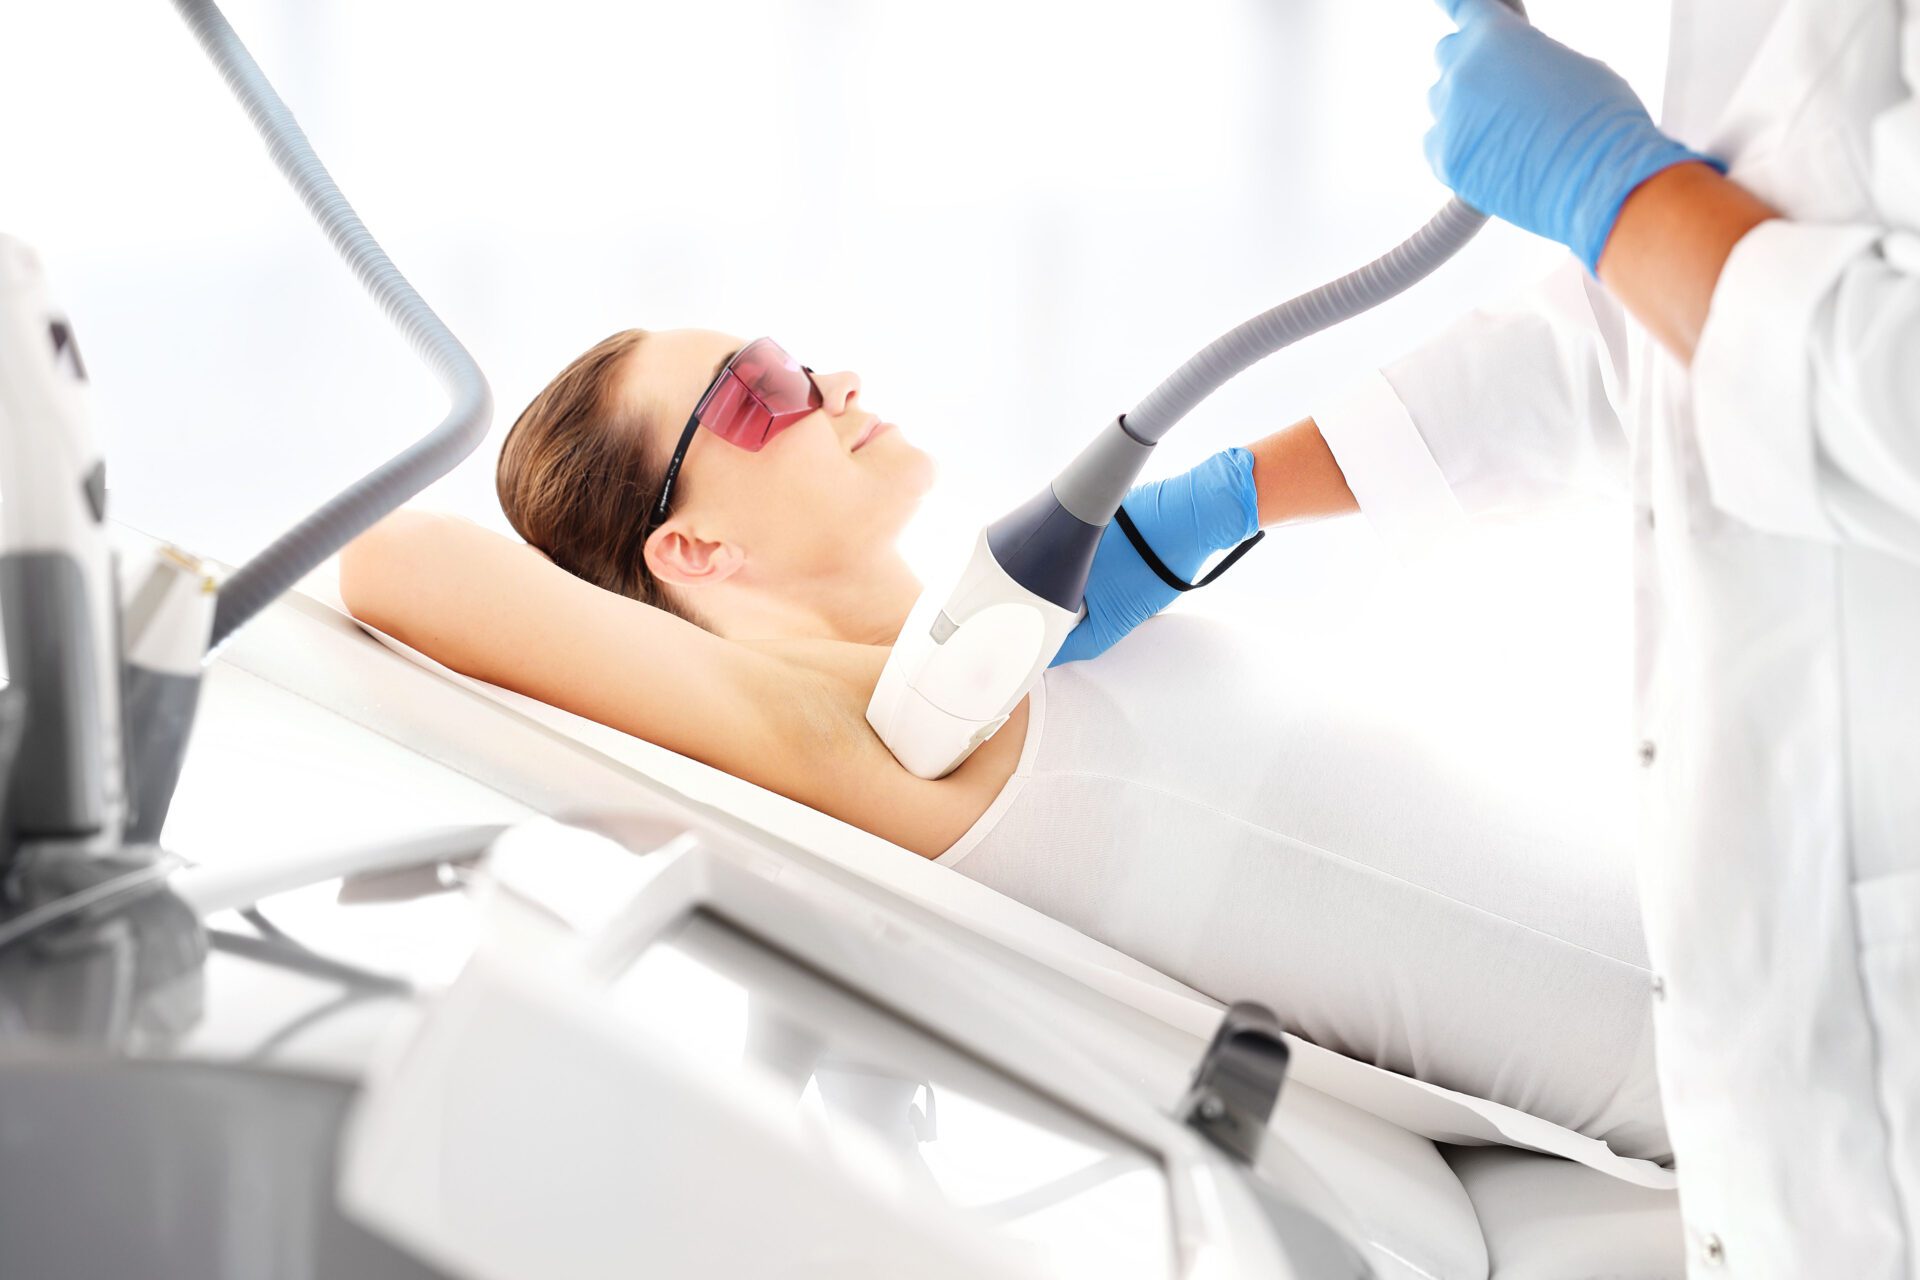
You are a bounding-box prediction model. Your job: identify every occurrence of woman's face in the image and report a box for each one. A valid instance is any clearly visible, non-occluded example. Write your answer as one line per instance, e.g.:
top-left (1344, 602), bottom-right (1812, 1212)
top-left (621, 329), bottom-right (934, 581)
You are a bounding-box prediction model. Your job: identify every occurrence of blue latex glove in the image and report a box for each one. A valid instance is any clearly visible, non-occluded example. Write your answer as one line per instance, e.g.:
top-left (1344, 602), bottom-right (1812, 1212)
top-left (1426, 0), bottom-right (1717, 272)
top-left (1052, 447), bottom-right (1262, 666)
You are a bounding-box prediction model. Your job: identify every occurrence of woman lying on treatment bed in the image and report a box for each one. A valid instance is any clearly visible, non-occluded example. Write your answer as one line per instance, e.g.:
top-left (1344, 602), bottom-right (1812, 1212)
top-left (341, 328), bottom-right (1668, 1161)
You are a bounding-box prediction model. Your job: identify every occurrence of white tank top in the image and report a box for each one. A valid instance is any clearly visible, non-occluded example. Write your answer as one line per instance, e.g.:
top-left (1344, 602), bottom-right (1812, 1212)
top-left (938, 615), bottom-right (1668, 1161)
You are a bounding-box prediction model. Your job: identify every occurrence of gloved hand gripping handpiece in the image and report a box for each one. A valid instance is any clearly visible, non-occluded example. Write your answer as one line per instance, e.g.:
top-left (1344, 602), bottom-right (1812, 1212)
top-left (867, 0), bottom-right (1529, 780)
top-left (1054, 447), bottom-right (1264, 667)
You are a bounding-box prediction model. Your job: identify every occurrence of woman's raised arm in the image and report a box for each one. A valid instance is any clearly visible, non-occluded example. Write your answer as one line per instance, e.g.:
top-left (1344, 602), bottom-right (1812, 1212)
top-left (337, 510), bottom-right (793, 780)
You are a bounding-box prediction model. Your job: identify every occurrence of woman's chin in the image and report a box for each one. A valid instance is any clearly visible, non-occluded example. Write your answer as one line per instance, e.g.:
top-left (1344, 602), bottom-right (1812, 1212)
top-left (877, 482), bottom-right (937, 549)
top-left (853, 435), bottom-right (937, 541)
top-left (895, 438), bottom-right (937, 496)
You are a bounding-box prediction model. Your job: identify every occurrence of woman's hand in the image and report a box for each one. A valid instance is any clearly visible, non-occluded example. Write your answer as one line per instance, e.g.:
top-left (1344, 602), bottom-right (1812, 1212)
top-left (1426, 0), bottom-right (1714, 272)
top-left (1052, 448), bottom-right (1261, 665)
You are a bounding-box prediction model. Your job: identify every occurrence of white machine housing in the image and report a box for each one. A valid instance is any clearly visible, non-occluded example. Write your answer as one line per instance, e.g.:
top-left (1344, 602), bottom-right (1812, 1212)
top-left (341, 816), bottom-right (1363, 1279)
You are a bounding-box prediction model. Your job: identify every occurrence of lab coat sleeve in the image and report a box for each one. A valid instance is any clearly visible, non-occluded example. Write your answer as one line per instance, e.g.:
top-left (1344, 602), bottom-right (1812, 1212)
top-left (1313, 261), bottom-right (1631, 558)
top-left (1690, 9), bottom-right (1920, 563)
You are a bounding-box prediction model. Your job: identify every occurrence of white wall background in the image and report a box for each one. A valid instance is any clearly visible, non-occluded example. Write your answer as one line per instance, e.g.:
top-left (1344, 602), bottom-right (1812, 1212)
top-left (3, 0), bottom-right (1671, 797)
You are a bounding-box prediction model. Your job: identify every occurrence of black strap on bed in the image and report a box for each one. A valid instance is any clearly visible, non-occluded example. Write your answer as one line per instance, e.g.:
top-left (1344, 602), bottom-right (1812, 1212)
top-left (1113, 507), bottom-right (1266, 594)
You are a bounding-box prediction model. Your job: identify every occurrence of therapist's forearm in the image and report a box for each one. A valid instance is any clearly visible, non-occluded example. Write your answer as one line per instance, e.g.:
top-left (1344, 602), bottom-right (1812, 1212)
top-left (1246, 417), bottom-right (1358, 525)
top-left (1595, 161), bottom-right (1778, 364)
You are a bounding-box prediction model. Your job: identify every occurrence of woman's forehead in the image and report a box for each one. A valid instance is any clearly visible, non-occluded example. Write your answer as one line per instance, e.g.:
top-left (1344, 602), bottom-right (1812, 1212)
top-left (622, 329), bottom-right (742, 426)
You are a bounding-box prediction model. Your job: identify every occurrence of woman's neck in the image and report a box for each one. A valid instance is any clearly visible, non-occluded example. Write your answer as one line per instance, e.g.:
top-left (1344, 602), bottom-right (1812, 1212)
top-left (706, 551), bottom-right (922, 647)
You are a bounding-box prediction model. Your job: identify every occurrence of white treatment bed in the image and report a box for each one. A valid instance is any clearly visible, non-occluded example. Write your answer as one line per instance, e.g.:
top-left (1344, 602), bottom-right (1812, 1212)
top-left (186, 568), bottom-right (1685, 1280)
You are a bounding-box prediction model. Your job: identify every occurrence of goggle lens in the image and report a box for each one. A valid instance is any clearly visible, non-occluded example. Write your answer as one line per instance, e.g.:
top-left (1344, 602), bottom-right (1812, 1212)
top-left (695, 338), bottom-right (821, 452)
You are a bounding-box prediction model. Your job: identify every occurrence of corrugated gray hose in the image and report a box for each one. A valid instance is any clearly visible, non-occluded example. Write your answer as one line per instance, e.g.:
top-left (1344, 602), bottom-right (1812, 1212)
top-left (171, 0), bottom-right (493, 649)
top-left (1122, 198), bottom-right (1487, 444)
top-left (1121, 0), bottom-right (1523, 446)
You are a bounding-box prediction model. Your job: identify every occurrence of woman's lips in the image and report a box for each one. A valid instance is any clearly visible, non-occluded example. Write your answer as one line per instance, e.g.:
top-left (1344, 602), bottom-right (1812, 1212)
top-left (852, 420), bottom-right (893, 452)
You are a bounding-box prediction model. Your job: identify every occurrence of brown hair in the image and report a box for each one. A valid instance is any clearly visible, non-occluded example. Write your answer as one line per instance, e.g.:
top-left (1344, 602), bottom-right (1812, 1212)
top-left (496, 329), bottom-right (699, 624)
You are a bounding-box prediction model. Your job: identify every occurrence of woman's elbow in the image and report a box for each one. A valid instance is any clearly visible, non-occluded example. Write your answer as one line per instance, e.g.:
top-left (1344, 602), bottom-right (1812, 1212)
top-left (338, 509), bottom-right (437, 629)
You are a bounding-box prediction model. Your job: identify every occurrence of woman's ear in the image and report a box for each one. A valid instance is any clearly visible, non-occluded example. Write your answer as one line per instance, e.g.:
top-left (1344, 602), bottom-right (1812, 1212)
top-left (644, 522), bottom-right (745, 590)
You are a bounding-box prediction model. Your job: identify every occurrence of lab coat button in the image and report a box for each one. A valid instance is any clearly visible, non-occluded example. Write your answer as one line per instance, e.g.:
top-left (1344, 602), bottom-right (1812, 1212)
top-left (1650, 974), bottom-right (1666, 1001)
top-left (1700, 1234), bottom-right (1725, 1266)
top-left (1638, 740), bottom-right (1657, 767)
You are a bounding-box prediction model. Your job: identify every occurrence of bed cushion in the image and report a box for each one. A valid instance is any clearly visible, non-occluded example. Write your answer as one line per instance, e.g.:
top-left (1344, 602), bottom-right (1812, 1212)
top-left (1442, 1146), bottom-right (1684, 1279)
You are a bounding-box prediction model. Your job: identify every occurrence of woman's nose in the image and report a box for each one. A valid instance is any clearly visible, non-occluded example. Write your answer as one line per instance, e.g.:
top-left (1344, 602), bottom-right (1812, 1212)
top-left (816, 370), bottom-right (861, 415)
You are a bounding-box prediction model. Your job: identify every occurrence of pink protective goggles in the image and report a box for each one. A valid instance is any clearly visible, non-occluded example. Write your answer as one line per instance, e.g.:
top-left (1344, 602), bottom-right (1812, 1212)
top-left (649, 337), bottom-right (820, 530)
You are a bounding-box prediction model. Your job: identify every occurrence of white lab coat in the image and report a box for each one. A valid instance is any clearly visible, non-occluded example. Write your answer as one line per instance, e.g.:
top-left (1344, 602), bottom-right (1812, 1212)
top-left (1313, 0), bottom-right (1920, 1273)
